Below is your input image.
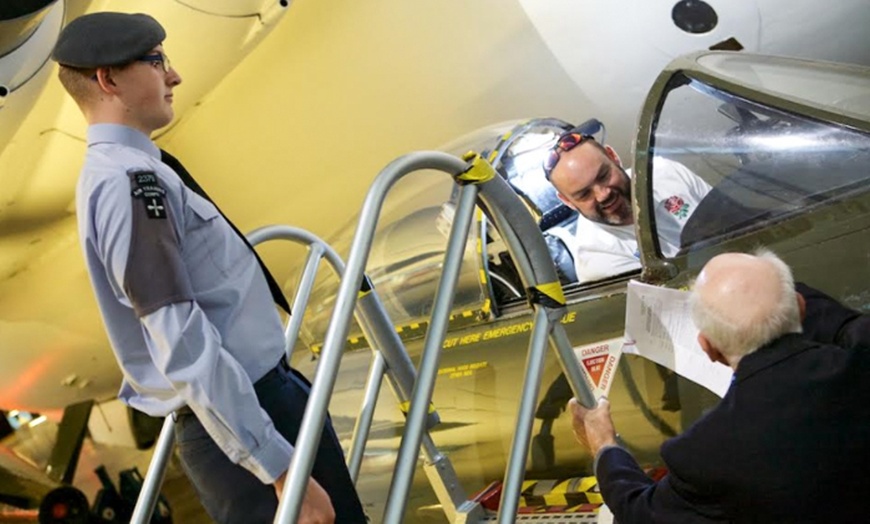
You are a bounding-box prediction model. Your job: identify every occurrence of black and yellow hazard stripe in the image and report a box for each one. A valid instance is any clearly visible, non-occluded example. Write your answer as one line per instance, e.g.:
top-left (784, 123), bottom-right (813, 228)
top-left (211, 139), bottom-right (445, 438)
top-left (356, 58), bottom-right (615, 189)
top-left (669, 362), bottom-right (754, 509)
top-left (527, 281), bottom-right (566, 308)
top-left (518, 476), bottom-right (603, 508)
top-left (358, 275), bottom-right (373, 299)
top-left (310, 303), bottom-right (491, 354)
top-left (311, 319), bottom-right (426, 354)
top-left (485, 128), bottom-right (515, 164)
top-left (455, 151), bottom-right (497, 185)
top-left (397, 400), bottom-right (437, 415)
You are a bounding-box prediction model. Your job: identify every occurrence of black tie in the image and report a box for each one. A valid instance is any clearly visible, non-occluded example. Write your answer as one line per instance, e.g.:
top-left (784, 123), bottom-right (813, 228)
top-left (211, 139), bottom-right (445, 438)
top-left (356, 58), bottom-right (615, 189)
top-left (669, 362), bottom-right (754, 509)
top-left (159, 149), bottom-right (292, 315)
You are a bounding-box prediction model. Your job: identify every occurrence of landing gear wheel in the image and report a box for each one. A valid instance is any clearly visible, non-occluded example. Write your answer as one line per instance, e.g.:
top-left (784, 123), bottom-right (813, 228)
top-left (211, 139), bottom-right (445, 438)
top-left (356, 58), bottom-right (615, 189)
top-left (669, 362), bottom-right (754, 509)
top-left (38, 486), bottom-right (90, 524)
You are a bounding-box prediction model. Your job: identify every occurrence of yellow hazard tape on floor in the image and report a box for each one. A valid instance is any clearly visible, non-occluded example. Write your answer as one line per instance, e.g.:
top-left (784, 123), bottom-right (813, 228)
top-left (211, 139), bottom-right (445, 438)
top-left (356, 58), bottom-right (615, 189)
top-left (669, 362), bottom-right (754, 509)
top-left (519, 476), bottom-right (604, 508)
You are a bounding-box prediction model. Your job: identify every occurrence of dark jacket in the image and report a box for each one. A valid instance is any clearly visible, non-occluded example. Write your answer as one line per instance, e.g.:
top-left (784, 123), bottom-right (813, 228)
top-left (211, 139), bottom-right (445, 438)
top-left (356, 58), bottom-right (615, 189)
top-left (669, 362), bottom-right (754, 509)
top-left (797, 282), bottom-right (870, 350)
top-left (597, 333), bottom-right (870, 523)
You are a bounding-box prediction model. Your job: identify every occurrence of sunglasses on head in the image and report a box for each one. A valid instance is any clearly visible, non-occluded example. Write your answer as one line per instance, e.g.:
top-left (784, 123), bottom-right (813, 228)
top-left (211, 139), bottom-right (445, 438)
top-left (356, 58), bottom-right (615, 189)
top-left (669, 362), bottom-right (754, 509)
top-left (542, 131), bottom-right (595, 180)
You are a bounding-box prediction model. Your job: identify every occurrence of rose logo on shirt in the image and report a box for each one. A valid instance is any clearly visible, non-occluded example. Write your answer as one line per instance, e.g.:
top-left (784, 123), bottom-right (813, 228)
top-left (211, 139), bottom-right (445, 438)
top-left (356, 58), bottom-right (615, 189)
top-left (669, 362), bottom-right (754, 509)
top-left (663, 195), bottom-right (690, 219)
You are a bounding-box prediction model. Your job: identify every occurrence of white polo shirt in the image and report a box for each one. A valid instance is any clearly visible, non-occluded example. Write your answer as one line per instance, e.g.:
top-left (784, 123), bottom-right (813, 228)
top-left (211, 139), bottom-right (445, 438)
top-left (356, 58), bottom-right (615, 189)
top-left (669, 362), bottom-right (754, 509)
top-left (569, 158), bottom-right (711, 283)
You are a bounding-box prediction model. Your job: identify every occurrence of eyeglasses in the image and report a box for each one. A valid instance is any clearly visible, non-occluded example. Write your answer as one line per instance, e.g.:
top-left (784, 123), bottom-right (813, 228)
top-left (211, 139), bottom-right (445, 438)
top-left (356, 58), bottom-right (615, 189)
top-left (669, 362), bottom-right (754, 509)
top-left (542, 131), bottom-right (594, 180)
top-left (88, 52), bottom-right (172, 81)
top-left (138, 52), bottom-right (171, 73)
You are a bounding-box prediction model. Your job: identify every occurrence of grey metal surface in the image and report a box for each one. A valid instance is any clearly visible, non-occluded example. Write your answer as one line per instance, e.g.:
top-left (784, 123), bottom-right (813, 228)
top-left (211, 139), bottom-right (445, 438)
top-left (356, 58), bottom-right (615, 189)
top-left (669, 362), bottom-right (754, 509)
top-left (347, 351), bottom-right (385, 483)
top-left (274, 152), bottom-right (469, 524)
top-left (355, 285), bottom-right (441, 432)
top-left (551, 324), bottom-right (597, 409)
top-left (298, 194), bottom-right (489, 352)
top-left (129, 416), bottom-right (176, 524)
top-left (496, 307), bottom-right (551, 523)
top-left (282, 243), bottom-right (325, 359)
top-left (421, 432), bottom-right (484, 523)
top-left (250, 222), bottom-right (461, 521)
top-left (478, 175), bottom-right (595, 409)
top-left (477, 173), bottom-right (561, 288)
top-left (383, 182), bottom-right (479, 523)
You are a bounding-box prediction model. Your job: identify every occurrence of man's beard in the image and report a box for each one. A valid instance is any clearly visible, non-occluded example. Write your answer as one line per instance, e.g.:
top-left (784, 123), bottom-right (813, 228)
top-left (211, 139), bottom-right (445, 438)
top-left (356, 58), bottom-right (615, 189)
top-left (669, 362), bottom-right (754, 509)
top-left (597, 193), bottom-right (632, 225)
top-left (592, 169), bottom-right (632, 225)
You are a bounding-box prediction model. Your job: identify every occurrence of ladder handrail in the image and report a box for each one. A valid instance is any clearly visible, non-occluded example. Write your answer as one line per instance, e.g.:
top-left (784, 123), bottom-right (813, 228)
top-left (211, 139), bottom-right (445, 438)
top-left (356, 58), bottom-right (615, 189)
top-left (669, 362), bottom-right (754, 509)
top-left (128, 412), bottom-right (176, 524)
top-left (132, 226), bottom-right (436, 523)
top-left (245, 225), bottom-right (443, 484)
top-left (132, 221), bottom-right (467, 524)
top-left (275, 150), bottom-right (596, 523)
top-left (132, 150), bottom-right (599, 524)
top-left (245, 225), bottom-right (376, 482)
top-left (131, 228), bottom-right (341, 524)
top-left (274, 152), bottom-right (477, 523)
top-left (455, 154), bottom-right (596, 521)
top-left (384, 178), bottom-right (481, 523)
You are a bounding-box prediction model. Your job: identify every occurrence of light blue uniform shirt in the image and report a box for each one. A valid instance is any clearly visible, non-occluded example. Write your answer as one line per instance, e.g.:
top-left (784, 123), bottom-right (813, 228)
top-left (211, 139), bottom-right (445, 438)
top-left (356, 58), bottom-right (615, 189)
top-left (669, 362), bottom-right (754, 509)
top-left (77, 124), bottom-right (292, 484)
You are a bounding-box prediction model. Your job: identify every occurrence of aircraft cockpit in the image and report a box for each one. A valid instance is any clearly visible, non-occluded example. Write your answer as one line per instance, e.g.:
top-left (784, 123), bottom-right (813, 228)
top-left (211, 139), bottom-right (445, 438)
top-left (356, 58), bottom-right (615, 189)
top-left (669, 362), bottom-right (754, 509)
top-left (669, 74), bottom-right (870, 251)
top-left (299, 51), bottom-right (870, 358)
top-left (635, 51), bottom-right (870, 299)
top-left (299, 116), bottom-right (613, 349)
top-left (473, 117), bottom-right (605, 289)
top-left (441, 117), bottom-right (609, 303)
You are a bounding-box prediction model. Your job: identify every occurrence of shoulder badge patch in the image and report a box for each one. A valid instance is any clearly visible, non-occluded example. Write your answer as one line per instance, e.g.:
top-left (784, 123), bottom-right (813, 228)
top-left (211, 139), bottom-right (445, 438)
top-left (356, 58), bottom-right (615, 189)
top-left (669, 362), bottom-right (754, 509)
top-left (129, 170), bottom-right (167, 219)
top-left (663, 195), bottom-right (690, 219)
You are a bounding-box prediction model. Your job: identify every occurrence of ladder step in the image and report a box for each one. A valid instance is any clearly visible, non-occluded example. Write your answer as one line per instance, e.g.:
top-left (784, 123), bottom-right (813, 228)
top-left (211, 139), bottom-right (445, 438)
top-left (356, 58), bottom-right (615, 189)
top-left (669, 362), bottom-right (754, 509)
top-left (465, 476), bottom-right (615, 523)
top-left (481, 515), bottom-right (600, 523)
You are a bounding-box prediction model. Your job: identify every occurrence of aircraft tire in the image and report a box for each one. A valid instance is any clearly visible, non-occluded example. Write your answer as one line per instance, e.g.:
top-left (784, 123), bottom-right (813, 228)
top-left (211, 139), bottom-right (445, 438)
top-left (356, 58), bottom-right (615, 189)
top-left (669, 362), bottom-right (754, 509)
top-left (37, 486), bottom-right (90, 524)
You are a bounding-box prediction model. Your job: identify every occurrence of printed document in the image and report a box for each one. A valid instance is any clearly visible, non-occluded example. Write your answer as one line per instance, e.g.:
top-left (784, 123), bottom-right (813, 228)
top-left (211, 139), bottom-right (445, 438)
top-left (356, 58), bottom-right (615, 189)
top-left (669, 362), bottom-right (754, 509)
top-left (623, 280), bottom-right (732, 397)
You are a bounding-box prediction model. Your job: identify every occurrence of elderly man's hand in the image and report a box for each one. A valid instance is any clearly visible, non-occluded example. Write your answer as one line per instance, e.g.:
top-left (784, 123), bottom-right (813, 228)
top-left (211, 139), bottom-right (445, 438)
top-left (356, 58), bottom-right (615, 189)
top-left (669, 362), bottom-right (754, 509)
top-left (568, 397), bottom-right (619, 455)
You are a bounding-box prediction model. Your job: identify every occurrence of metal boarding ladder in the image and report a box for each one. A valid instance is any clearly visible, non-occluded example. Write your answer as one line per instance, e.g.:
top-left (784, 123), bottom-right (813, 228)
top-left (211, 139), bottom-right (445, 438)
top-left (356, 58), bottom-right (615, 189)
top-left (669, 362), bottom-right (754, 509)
top-left (274, 151), bottom-right (596, 523)
top-left (131, 150), bottom-right (598, 524)
top-left (130, 224), bottom-right (463, 523)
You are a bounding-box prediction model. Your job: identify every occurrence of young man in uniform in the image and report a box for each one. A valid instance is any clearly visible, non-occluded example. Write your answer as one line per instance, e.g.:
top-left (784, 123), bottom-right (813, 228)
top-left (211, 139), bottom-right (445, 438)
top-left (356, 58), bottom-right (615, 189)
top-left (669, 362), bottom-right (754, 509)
top-left (52, 11), bottom-right (365, 524)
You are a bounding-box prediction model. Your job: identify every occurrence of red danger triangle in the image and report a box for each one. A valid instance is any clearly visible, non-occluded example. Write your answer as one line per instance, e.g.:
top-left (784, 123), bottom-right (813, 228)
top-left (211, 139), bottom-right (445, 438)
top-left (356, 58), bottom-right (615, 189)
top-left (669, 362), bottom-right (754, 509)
top-left (582, 355), bottom-right (607, 386)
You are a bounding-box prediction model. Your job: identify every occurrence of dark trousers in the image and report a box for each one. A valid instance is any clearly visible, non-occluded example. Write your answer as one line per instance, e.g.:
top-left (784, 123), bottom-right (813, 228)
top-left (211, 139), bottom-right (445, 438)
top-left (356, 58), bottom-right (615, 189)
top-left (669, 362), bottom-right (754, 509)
top-left (174, 362), bottom-right (367, 523)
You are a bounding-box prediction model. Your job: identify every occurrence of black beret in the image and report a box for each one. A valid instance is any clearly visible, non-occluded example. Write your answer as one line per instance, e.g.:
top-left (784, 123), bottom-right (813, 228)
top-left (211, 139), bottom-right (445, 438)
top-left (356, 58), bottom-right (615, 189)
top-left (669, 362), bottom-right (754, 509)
top-left (52, 12), bottom-right (165, 68)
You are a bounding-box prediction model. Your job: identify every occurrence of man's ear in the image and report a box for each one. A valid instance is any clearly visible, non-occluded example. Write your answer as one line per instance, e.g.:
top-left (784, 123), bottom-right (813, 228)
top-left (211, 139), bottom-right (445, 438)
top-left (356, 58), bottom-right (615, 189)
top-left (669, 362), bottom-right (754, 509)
top-left (603, 145), bottom-right (622, 167)
top-left (556, 191), bottom-right (577, 211)
top-left (95, 67), bottom-right (118, 94)
top-left (698, 333), bottom-right (728, 366)
top-left (796, 291), bottom-right (806, 323)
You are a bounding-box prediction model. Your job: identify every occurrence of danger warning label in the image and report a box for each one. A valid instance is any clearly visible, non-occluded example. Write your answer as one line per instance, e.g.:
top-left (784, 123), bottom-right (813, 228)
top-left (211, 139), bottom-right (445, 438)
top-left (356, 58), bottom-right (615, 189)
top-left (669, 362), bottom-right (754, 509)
top-left (582, 355), bottom-right (608, 385)
top-left (574, 338), bottom-right (623, 398)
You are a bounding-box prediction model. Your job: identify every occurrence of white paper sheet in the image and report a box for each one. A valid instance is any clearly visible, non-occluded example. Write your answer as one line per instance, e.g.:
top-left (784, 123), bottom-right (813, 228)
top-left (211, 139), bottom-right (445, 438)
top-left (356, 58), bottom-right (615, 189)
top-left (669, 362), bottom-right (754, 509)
top-left (597, 503), bottom-right (615, 524)
top-left (623, 280), bottom-right (732, 397)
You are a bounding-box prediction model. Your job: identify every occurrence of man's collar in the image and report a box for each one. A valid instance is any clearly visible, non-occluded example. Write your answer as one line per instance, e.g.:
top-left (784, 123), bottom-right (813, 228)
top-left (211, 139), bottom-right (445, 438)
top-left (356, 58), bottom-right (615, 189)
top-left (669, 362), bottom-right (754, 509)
top-left (734, 333), bottom-right (814, 383)
top-left (574, 212), bottom-right (634, 233)
top-left (86, 124), bottom-right (160, 159)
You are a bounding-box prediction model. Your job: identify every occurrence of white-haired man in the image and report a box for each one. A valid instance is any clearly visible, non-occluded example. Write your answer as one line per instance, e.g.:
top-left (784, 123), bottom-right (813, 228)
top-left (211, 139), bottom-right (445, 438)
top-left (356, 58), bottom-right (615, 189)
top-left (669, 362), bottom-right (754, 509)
top-left (570, 251), bottom-right (870, 523)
